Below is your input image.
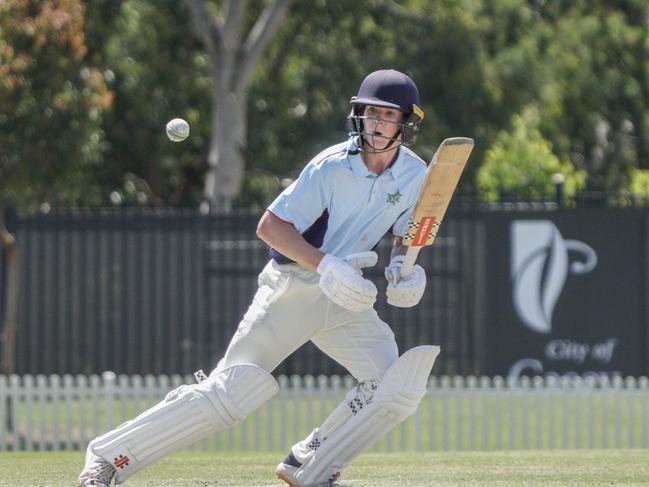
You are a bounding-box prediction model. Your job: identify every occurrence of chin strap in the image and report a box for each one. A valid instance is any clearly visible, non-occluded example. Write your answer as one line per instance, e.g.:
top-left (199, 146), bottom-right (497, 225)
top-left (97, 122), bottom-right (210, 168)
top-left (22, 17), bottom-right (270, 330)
top-left (359, 130), bottom-right (403, 154)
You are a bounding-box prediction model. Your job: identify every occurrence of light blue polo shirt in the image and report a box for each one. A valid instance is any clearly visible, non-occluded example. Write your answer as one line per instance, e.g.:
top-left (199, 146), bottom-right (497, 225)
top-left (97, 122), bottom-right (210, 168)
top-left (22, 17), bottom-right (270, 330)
top-left (267, 137), bottom-right (427, 262)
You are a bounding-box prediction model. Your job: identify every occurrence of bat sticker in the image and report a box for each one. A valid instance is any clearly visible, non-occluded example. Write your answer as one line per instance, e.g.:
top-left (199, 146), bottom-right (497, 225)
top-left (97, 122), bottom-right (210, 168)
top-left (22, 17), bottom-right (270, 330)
top-left (412, 216), bottom-right (437, 246)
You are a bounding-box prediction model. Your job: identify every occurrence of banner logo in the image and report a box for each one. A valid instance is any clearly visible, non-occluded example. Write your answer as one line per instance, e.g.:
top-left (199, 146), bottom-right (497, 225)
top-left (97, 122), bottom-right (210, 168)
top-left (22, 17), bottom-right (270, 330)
top-left (511, 220), bottom-right (597, 334)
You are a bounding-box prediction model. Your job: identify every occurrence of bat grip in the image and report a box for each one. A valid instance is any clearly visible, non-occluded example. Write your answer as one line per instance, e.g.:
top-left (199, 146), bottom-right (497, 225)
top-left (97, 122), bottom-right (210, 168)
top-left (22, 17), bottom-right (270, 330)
top-left (399, 247), bottom-right (421, 279)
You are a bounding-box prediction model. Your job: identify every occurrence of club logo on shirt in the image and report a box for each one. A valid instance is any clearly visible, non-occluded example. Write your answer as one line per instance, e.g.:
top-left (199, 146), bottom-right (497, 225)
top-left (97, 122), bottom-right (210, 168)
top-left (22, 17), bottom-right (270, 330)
top-left (386, 191), bottom-right (402, 205)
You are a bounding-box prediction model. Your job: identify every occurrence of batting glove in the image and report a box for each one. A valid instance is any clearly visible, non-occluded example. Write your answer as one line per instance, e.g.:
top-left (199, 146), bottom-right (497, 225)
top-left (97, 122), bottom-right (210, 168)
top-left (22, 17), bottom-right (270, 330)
top-left (317, 252), bottom-right (378, 312)
top-left (385, 255), bottom-right (426, 308)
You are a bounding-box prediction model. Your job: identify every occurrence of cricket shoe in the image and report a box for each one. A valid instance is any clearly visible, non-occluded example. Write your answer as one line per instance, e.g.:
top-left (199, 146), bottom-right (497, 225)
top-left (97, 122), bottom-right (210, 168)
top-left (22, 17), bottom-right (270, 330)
top-left (276, 451), bottom-right (342, 487)
top-left (78, 452), bottom-right (116, 487)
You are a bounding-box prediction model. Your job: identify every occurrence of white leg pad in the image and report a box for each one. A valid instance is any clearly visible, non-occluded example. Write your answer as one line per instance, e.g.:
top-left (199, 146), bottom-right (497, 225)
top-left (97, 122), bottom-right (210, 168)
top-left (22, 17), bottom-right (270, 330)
top-left (90, 364), bottom-right (278, 483)
top-left (295, 345), bottom-right (440, 485)
top-left (291, 380), bottom-right (378, 464)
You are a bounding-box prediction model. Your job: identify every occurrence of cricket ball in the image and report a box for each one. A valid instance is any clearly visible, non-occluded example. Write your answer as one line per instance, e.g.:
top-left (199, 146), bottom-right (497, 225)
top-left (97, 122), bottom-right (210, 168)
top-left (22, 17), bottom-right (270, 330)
top-left (166, 118), bottom-right (190, 142)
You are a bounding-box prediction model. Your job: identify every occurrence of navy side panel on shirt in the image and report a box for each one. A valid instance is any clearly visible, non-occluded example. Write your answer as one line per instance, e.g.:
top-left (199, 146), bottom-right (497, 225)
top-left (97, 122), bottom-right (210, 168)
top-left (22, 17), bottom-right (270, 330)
top-left (269, 209), bottom-right (330, 264)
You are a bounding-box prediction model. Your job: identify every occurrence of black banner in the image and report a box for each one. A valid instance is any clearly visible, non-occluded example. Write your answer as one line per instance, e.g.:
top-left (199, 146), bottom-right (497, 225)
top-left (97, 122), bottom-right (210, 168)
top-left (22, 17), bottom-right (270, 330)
top-left (485, 210), bottom-right (647, 378)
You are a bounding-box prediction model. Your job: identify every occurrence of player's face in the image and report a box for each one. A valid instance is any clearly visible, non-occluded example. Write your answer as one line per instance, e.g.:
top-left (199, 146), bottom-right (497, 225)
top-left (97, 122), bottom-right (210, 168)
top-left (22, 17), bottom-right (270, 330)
top-left (362, 105), bottom-right (403, 150)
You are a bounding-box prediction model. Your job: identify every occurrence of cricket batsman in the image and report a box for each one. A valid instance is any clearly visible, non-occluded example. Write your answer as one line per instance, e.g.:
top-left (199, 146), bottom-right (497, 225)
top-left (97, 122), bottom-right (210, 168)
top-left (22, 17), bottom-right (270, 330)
top-left (79, 69), bottom-right (440, 487)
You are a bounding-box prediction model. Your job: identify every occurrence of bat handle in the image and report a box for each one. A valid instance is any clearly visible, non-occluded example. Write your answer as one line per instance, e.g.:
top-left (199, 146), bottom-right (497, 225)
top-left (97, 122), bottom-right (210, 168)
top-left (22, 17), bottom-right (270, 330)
top-left (399, 247), bottom-right (421, 279)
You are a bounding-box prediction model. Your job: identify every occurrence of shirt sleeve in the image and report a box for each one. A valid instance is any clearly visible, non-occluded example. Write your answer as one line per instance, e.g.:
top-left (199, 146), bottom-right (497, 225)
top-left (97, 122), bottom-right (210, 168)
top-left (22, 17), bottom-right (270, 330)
top-left (267, 160), bottom-right (328, 233)
top-left (391, 200), bottom-right (417, 237)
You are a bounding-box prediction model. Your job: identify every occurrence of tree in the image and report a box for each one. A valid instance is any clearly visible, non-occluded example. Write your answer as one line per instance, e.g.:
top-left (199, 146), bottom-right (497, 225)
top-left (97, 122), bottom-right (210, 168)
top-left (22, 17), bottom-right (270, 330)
top-left (512, 1), bottom-right (648, 192)
top-left (187, 0), bottom-right (292, 212)
top-left (0, 0), bottom-right (111, 374)
top-left (477, 106), bottom-right (585, 202)
top-left (243, 0), bottom-right (498, 205)
top-left (85, 0), bottom-right (214, 206)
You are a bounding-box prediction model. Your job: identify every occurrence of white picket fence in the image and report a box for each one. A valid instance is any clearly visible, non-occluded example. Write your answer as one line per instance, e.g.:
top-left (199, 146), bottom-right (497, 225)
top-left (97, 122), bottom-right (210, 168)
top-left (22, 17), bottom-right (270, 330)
top-left (1, 373), bottom-right (648, 452)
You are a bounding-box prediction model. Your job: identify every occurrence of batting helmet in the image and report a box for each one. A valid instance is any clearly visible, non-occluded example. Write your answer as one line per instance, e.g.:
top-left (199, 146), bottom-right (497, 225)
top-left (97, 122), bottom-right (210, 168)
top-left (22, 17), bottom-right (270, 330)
top-left (348, 69), bottom-right (425, 147)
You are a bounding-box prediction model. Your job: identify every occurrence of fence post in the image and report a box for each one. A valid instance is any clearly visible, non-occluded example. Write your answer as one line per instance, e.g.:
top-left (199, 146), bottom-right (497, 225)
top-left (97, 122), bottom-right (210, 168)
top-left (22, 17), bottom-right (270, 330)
top-left (51, 375), bottom-right (61, 451)
top-left (103, 371), bottom-right (116, 432)
top-left (0, 374), bottom-right (6, 451)
top-left (278, 375), bottom-right (289, 451)
top-left (78, 374), bottom-right (88, 450)
top-left (454, 376), bottom-right (464, 451)
top-left (640, 376), bottom-right (649, 448)
top-left (493, 376), bottom-right (504, 450)
top-left (441, 375), bottom-right (451, 451)
top-left (24, 374), bottom-right (33, 451)
top-left (613, 375), bottom-right (624, 448)
top-left (625, 376), bottom-right (636, 448)
top-left (63, 375), bottom-right (75, 450)
top-left (520, 376), bottom-right (530, 449)
top-left (552, 173), bottom-right (565, 206)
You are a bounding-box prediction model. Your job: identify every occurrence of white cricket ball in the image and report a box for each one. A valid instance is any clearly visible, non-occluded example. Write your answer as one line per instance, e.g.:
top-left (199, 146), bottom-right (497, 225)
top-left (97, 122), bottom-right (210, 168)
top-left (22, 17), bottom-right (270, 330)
top-left (166, 118), bottom-right (190, 142)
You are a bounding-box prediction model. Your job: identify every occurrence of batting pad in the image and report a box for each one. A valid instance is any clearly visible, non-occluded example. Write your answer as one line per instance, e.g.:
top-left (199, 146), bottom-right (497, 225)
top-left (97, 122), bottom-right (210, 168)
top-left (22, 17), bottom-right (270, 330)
top-left (291, 380), bottom-right (378, 464)
top-left (90, 364), bottom-right (278, 483)
top-left (295, 345), bottom-right (440, 485)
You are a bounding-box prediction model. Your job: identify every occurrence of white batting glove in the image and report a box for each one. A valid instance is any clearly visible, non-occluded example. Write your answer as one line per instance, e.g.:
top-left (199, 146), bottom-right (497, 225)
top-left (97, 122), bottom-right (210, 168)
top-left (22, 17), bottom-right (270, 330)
top-left (385, 255), bottom-right (426, 308)
top-left (317, 252), bottom-right (378, 312)
top-left (385, 255), bottom-right (405, 285)
top-left (345, 251), bottom-right (378, 271)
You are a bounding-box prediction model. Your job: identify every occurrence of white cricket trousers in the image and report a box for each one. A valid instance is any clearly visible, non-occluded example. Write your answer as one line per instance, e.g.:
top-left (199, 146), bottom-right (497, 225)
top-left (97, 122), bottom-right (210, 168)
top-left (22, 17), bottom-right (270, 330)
top-left (217, 260), bottom-right (398, 381)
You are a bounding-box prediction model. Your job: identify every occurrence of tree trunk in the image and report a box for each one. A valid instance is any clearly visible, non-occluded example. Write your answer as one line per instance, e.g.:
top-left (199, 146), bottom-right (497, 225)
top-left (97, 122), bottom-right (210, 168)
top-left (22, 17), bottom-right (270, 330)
top-left (0, 206), bottom-right (18, 436)
top-left (0, 206), bottom-right (19, 376)
top-left (204, 90), bottom-right (247, 212)
top-left (189, 0), bottom-right (292, 213)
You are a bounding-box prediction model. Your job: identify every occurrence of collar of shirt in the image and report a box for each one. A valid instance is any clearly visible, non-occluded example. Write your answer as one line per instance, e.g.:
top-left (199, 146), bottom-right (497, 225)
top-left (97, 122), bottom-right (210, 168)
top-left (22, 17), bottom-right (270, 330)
top-left (346, 136), bottom-right (406, 181)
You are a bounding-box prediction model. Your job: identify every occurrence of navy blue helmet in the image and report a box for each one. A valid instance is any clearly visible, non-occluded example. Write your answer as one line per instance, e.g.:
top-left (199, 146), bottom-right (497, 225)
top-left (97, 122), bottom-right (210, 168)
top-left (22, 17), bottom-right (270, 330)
top-left (348, 69), bottom-right (425, 148)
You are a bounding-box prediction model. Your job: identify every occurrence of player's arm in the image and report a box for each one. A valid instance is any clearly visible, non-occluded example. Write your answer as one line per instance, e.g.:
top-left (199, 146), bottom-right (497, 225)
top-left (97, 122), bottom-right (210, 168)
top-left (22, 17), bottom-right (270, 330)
top-left (257, 211), bottom-right (324, 272)
top-left (263, 158), bottom-right (377, 312)
top-left (258, 210), bottom-right (377, 312)
top-left (385, 235), bottom-right (409, 283)
top-left (390, 236), bottom-right (408, 259)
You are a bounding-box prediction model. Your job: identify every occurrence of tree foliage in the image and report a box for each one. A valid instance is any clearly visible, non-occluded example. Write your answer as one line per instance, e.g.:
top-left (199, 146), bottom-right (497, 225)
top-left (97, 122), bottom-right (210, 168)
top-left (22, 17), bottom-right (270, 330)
top-left (0, 0), bottom-right (111, 209)
top-left (477, 106), bottom-right (586, 202)
top-left (91, 0), bottom-right (213, 206)
top-left (0, 0), bottom-right (112, 375)
top-left (2, 0), bottom-right (648, 208)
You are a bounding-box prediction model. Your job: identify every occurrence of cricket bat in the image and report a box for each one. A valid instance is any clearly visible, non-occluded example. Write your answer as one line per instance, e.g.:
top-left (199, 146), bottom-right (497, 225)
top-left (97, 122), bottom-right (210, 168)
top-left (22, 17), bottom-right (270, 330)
top-left (400, 137), bottom-right (474, 278)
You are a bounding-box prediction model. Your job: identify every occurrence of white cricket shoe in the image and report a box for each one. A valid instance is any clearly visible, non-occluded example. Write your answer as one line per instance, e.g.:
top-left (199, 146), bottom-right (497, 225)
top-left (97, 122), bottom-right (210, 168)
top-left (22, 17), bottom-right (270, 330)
top-left (78, 451), bottom-right (116, 487)
top-left (275, 451), bottom-right (343, 487)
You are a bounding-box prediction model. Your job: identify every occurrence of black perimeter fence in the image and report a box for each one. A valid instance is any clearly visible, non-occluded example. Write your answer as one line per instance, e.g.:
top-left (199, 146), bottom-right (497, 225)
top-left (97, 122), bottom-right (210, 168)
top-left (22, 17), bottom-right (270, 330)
top-left (1, 198), bottom-right (648, 377)
top-left (0, 206), bottom-right (487, 377)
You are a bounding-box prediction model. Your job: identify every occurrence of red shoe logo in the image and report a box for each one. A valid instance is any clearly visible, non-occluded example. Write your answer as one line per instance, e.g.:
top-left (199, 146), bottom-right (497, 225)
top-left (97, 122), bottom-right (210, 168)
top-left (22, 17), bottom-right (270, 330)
top-left (113, 455), bottom-right (130, 469)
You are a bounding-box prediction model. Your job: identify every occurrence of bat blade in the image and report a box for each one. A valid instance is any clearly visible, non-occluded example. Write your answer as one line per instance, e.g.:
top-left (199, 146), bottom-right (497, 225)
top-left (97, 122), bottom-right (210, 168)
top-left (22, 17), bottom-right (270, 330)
top-left (400, 137), bottom-right (474, 277)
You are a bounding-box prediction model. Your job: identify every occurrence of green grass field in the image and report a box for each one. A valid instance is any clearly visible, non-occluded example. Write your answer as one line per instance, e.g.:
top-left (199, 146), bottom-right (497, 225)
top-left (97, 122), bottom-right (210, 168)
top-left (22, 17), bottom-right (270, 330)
top-left (1, 450), bottom-right (648, 486)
